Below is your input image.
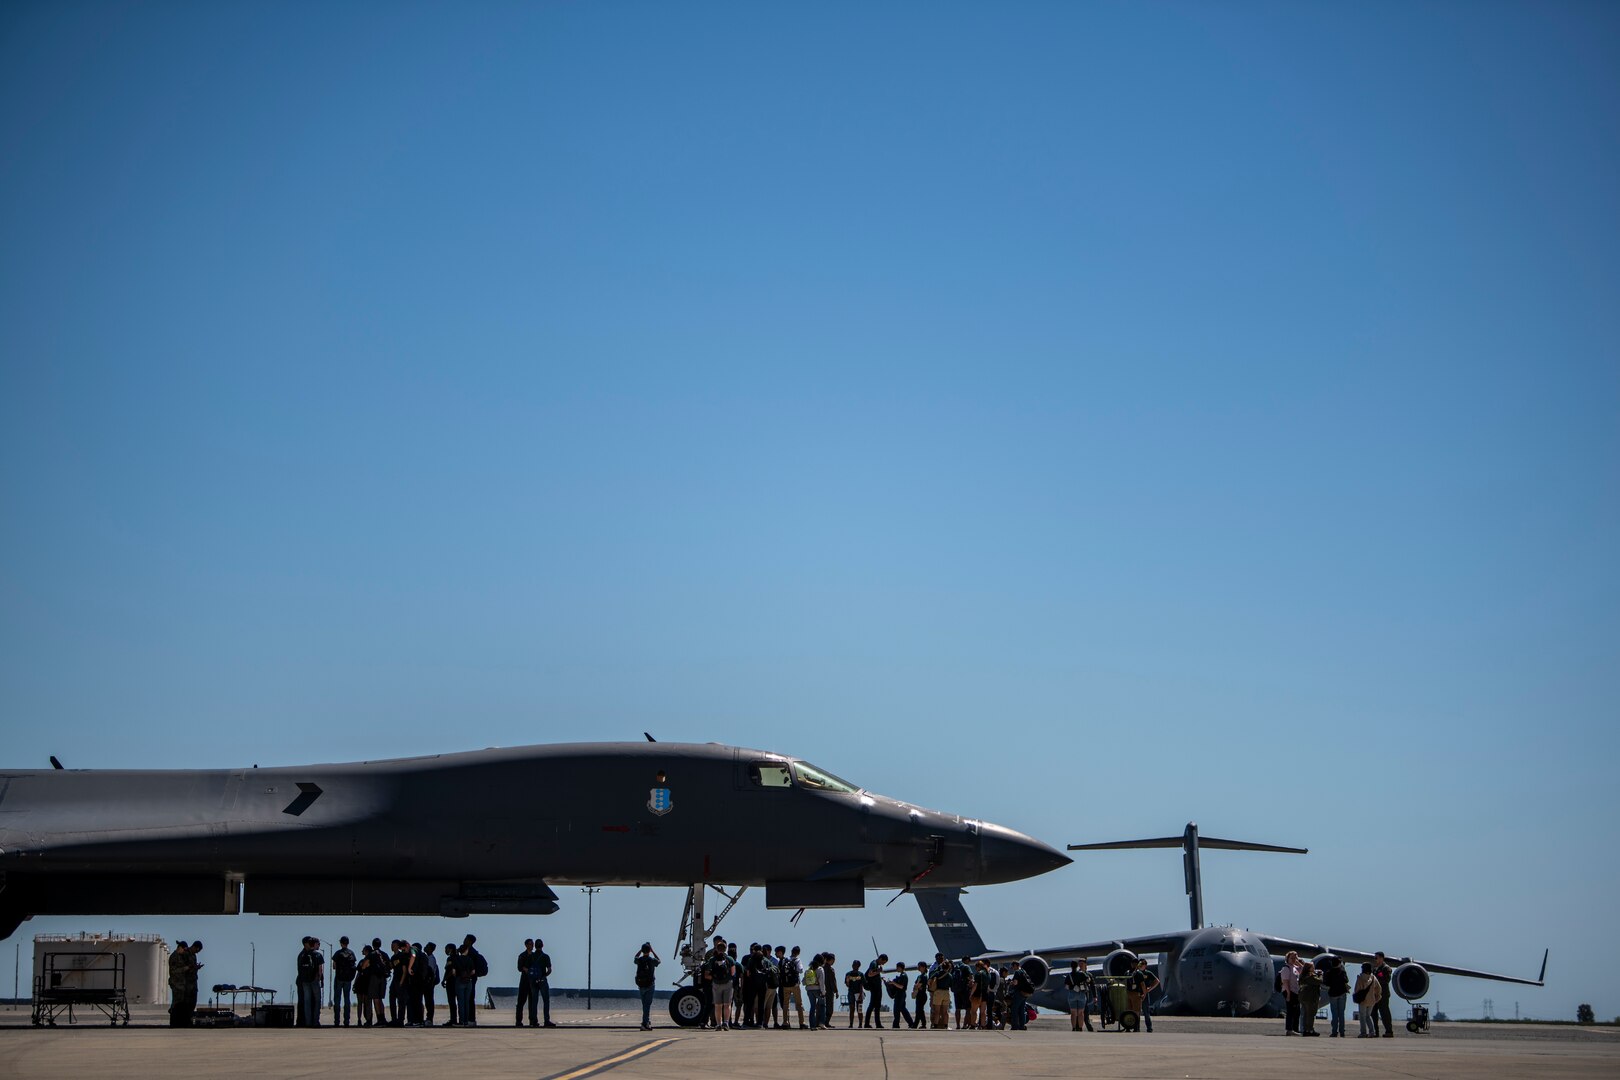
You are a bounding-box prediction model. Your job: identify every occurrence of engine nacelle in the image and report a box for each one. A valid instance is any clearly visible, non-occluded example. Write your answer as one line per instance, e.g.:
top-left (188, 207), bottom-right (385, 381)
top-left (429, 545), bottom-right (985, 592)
top-left (1104, 949), bottom-right (1138, 978)
top-left (1313, 953), bottom-right (1337, 974)
top-left (1019, 954), bottom-right (1050, 988)
top-left (1392, 963), bottom-right (1430, 1001)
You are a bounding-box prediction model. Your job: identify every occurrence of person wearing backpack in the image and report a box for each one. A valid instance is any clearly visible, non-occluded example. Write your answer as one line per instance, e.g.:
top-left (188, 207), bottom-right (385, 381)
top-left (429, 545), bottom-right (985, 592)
top-left (453, 934), bottom-right (486, 1025)
top-left (758, 942), bottom-right (779, 1028)
top-left (331, 936), bottom-right (356, 1027)
top-left (1009, 963), bottom-right (1035, 1032)
top-left (1063, 959), bottom-right (1094, 1032)
top-left (863, 955), bottom-right (888, 1028)
top-left (778, 945), bottom-right (806, 1029)
top-left (633, 942), bottom-right (660, 1031)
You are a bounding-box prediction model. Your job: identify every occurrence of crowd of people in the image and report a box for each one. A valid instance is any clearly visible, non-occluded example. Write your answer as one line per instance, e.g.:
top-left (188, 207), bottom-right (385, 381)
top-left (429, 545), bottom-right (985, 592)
top-left (1276, 949), bottom-right (1399, 1038)
top-left (163, 930), bottom-right (1411, 1039)
top-left (686, 937), bottom-right (1055, 1033)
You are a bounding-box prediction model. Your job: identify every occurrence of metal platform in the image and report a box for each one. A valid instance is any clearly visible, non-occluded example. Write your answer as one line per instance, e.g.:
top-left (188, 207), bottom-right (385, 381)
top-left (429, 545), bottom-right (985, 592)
top-left (31, 951), bottom-right (131, 1027)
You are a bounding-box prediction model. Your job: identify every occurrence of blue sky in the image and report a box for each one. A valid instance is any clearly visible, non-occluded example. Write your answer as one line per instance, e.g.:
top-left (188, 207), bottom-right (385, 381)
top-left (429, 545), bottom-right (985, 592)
top-left (2, 1), bottom-right (1616, 1019)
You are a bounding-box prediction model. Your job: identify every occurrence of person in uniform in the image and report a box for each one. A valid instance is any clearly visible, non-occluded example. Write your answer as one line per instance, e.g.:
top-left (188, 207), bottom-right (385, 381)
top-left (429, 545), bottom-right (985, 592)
top-left (1132, 958), bottom-right (1159, 1033)
top-left (331, 936), bottom-right (356, 1027)
top-left (926, 955), bottom-right (950, 1030)
top-left (1372, 952), bottom-right (1396, 1038)
top-left (1009, 962), bottom-right (1034, 1032)
top-left (167, 940), bottom-right (192, 1027)
top-left (529, 938), bottom-right (555, 1027)
top-left (633, 942), bottom-right (660, 1031)
top-left (515, 938), bottom-right (536, 1026)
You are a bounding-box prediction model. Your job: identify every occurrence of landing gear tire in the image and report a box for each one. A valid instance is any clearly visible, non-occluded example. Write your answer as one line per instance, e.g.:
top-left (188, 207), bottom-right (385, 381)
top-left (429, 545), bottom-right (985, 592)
top-left (670, 987), bottom-right (710, 1028)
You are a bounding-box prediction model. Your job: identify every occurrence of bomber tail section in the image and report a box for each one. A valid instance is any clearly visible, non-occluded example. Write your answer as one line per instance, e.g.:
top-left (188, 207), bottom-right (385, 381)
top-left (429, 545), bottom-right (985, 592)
top-left (914, 887), bottom-right (989, 958)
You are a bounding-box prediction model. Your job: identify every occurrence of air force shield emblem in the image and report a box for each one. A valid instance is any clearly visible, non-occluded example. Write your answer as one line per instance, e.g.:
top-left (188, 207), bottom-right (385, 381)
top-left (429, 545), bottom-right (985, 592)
top-left (648, 786), bottom-right (673, 816)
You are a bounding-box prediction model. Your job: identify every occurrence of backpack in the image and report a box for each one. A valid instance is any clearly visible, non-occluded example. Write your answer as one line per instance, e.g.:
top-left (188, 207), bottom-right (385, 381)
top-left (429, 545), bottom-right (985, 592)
top-left (333, 950), bottom-right (356, 982)
top-left (762, 957), bottom-right (779, 989)
top-left (472, 949), bottom-right (489, 978)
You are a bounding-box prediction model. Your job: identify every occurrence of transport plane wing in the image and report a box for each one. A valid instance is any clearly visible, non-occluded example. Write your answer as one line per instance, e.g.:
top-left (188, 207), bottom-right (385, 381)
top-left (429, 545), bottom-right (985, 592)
top-left (1258, 934), bottom-right (1548, 988)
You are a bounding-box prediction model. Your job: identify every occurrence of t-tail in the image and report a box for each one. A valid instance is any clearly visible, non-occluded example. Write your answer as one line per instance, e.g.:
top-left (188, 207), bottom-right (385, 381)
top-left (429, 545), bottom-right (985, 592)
top-left (913, 887), bottom-right (990, 957)
top-left (1067, 822), bottom-right (1306, 930)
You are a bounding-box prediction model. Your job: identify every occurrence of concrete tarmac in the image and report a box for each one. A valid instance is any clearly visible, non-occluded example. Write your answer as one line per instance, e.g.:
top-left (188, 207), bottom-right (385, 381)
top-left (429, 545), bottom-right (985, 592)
top-left (3, 1003), bottom-right (1617, 1079)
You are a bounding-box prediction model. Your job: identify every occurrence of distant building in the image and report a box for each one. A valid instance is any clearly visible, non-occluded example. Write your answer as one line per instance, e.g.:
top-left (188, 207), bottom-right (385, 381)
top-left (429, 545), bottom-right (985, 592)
top-left (33, 932), bottom-right (169, 1004)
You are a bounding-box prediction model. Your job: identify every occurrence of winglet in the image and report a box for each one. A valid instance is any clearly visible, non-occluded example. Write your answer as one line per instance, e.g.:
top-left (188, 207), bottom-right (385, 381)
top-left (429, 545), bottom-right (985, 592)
top-left (49, 756), bottom-right (64, 770)
top-left (1537, 948), bottom-right (1548, 985)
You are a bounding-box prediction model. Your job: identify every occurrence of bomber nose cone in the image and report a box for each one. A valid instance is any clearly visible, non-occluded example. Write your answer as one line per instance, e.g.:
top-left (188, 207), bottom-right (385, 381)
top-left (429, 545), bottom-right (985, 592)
top-left (978, 824), bottom-right (1072, 884)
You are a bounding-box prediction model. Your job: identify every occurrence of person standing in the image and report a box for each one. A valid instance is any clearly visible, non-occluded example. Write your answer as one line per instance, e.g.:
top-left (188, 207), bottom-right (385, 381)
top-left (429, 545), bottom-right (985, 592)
top-left (820, 953), bottom-right (837, 1029)
top-left (1299, 961), bottom-right (1323, 1036)
top-left (387, 940), bottom-right (408, 1026)
top-left (296, 937), bottom-right (325, 1027)
top-left (354, 945), bottom-right (377, 1027)
top-left (1009, 963), bottom-right (1034, 1032)
top-left (779, 946), bottom-right (806, 1029)
top-left (804, 953), bottom-right (823, 1030)
top-left (1133, 958), bottom-right (1158, 1033)
top-left (441, 943), bottom-right (460, 1026)
top-left (933, 952), bottom-right (952, 1029)
top-left (633, 942), bottom-right (660, 1031)
top-left (450, 937), bottom-right (481, 1025)
top-left (969, 960), bottom-right (990, 1030)
top-left (367, 938), bottom-right (387, 1025)
top-left (706, 938), bottom-right (737, 1031)
top-left (911, 962), bottom-right (929, 1029)
top-left (845, 960), bottom-right (865, 1028)
top-left (515, 938), bottom-right (536, 1026)
top-left (1064, 960), bottom-right (1094, 1032)
top-left (167, 940), bottom-right (193, 1027)
top-left (1280, 951), bottom-right (1302, 1035)
top-left (458, 934), bottom-right (487, 1025)
top-left (1355, 962), bottom-right (1382, 1037)
top-left (1372, 952), bottom-right (1396, 1038)
top-left (885, 961), bottom-right (912, 1029)
top-left (954, 957), bottom-right (975, 1029)
top-left (422, 943), bottom-right (439, 1026)
top-left (1324, 956), bottom-right (1350, 1037)
top-left (863, 954), bottom-right (887, 1028)
top-left (331, 936), bottom-right (356, 1027)
top-left (529, 938), bottom-right (556, 1027)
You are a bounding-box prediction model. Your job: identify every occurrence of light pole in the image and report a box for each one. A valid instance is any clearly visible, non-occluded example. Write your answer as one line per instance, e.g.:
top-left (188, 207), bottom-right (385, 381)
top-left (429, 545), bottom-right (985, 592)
top-left (582, 887), bottom-right (602, 1010)
top-left (250, 942), bottom-right (256, 988)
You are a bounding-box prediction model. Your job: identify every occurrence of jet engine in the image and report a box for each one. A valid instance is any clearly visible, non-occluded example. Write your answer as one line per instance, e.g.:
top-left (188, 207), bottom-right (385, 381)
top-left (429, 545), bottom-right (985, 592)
top-left (1103, 949), bottom-right (1138, 977)
top-left (1392, 962), bottom-right (1430, 1001)
top-left (1019, 954), bottom-right (1050, 987)
top-left (1313, 952), bottom-right (1337, 973)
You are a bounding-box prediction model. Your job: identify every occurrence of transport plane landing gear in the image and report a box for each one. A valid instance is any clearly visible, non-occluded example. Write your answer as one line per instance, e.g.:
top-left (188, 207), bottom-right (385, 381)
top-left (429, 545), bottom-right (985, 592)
top-left (667, 882), bottom-right (748, 1028)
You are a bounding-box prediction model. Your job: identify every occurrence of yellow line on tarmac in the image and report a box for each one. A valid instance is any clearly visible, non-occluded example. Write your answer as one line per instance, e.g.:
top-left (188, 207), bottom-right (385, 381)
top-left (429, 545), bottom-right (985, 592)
top-left (541, 1037), bottom-right (680, 1080)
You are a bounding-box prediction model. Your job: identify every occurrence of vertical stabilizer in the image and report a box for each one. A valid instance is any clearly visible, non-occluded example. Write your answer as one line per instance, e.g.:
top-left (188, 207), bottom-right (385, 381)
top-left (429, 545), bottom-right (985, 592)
top-left (913, 888), bottom-right (989, 957)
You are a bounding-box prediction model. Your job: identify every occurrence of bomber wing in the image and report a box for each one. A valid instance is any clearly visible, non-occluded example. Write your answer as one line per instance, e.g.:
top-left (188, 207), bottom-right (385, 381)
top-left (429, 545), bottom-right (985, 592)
top-left (1257, 933), bottom-right (1547, 987)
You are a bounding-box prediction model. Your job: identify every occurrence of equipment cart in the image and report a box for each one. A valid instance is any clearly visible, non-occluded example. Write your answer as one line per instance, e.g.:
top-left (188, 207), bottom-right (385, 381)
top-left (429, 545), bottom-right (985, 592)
top-left (31, 951), bottom-right (131, 1026)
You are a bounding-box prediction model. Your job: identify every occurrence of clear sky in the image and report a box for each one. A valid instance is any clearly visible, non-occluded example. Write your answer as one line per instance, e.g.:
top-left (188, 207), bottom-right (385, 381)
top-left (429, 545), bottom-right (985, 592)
top-left (2, 1), bottom-right (1615, 1021)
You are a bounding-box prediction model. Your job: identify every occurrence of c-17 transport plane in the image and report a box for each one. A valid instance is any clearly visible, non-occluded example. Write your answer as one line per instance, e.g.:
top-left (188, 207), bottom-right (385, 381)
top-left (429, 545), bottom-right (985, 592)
top-left (917, 822), bottom-right (1544, 1023)
top-left (0, 740), bottom-right (1069, 1024)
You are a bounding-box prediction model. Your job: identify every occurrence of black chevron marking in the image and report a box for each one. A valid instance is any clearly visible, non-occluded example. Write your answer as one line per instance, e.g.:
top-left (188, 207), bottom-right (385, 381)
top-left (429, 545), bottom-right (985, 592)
top-left (282, 782), bottom-right (323, 816)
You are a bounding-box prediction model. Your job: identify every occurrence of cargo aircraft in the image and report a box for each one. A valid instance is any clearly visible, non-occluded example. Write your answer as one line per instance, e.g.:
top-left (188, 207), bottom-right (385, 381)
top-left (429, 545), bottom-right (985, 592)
top-left (917, 822), bottom-right (1544, 1023)
top-left (0, 740), bottom-right (1069, 1025)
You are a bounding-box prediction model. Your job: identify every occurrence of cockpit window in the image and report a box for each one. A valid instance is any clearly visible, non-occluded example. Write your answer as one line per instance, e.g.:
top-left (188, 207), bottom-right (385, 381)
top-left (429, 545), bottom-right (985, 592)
top-left (790, 761), bottom-right (861, 794)
top-left (748, 763), bottom-right (793, 789)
